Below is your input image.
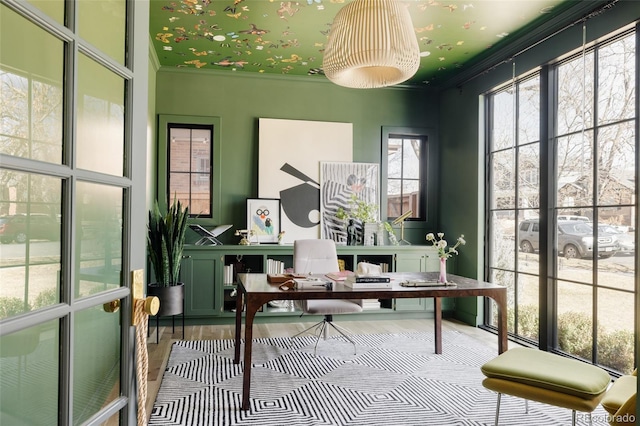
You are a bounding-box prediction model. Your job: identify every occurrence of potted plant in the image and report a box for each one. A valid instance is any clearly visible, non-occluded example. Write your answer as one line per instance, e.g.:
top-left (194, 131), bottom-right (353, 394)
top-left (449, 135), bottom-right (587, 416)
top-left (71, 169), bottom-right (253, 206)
top-left (147, 198), bottom-right (189, 317)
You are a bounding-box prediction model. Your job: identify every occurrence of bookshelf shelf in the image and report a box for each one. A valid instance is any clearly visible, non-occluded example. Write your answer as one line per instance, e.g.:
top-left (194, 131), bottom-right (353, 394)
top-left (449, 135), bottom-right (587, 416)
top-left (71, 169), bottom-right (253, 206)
top-left (179, 244), bottom-right (440, 318)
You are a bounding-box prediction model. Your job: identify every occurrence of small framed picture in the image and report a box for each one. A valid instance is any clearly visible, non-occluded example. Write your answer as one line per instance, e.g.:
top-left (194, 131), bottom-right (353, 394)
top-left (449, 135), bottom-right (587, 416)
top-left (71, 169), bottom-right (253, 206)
top-left (246, 198), bottom-right (281, 244)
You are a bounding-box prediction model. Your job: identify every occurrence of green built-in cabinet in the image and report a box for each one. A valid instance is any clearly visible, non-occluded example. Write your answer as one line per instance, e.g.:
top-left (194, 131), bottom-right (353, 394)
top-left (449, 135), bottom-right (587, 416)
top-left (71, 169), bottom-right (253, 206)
top-left (393, 250), bottom-right (439, 311)
top-left (179, 251), bottom-right (218, 316)
top-left (178, 244), bottom-right (444, 319)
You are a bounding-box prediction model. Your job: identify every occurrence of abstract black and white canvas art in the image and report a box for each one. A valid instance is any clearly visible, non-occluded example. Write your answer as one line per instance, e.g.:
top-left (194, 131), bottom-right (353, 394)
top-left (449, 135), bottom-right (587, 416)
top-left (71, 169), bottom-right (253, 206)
top-left (258, 118), bottom-right (353, 243)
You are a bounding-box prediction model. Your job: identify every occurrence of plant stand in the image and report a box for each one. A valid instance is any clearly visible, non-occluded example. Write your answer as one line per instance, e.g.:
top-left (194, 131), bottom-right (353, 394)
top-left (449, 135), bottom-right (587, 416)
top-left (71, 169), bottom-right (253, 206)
top-left (147, 283), bottom-right (185, 343)
top-left (151, 309), bottom-right (184, 343)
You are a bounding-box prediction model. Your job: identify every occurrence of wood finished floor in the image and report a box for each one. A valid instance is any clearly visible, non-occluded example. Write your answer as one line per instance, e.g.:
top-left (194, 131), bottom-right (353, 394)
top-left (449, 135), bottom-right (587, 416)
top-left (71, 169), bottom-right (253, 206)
top-left (144, 318), bottom-right (504, 416)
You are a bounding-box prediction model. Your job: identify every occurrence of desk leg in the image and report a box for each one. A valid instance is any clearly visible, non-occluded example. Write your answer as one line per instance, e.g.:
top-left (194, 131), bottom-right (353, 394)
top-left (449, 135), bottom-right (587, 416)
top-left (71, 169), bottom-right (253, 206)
top-left (233, 292), bottom-right (243, 364)
top-left (241, 299), bottom-right (260, 411)
top-left (493, 293), bottom-right (508, 354)
top-left (434, 297), bottom-right (442, 354)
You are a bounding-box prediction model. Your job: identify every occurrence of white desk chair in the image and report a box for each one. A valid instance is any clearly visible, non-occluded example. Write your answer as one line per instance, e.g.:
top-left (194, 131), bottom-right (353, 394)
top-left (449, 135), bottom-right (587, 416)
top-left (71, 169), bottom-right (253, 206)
top-left (291, 239), bottom-right (363, 355)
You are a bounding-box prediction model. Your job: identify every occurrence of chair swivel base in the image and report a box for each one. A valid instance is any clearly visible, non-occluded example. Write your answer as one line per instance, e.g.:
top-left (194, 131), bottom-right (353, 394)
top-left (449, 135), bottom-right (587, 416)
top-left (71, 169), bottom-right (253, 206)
top-left (292, 315), bottom-right (357, 356)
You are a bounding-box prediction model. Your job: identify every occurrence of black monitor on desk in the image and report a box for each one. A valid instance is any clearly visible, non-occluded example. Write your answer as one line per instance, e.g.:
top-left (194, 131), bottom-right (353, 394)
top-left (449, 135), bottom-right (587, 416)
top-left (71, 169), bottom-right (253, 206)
top-left (189, 224), bottom-right (232, 245)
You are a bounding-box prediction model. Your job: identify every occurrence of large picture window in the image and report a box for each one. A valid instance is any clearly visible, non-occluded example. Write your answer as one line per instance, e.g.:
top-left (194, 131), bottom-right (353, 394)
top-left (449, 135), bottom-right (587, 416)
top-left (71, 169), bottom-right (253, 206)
top-left (485, 28), bottom-right (636, 374)
top-left (487, 73), bottom-right (542, 344)
top-left (552, 32), bottom-right (635, 372)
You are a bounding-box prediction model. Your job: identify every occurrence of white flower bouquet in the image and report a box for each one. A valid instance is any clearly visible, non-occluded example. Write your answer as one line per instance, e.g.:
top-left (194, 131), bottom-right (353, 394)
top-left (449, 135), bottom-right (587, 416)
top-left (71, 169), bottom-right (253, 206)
top-left (426, 232), bottom-right (466, 259)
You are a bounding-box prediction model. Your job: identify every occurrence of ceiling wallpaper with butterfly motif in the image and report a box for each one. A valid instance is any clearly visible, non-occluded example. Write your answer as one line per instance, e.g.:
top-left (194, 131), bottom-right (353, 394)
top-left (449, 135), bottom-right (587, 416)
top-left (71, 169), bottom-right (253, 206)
top-left (149, 0), bottom-right (569, 86)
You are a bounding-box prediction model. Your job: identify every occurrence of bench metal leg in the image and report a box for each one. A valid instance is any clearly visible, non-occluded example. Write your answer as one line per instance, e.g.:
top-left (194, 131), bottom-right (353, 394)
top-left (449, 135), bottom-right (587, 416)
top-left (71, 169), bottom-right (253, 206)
top-left (570, 410), bottom-right (589, 426)
top-left (495, 394), bottom-right (588, 426)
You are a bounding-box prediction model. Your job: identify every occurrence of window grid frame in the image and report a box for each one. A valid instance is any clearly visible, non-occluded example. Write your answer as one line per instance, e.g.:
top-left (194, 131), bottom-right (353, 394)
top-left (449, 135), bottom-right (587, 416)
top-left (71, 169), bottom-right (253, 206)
top-left (484, 27), bottom-right (638, 373)
top-left (386, 134), bottom-right (428, 222)
top-left (166, 123), bottom-right (214, 219)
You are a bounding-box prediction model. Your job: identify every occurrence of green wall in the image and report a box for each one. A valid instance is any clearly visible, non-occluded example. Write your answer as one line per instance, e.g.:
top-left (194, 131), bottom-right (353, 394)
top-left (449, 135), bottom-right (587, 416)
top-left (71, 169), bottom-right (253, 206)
top-left (154, 69), bottom-right (439, 242)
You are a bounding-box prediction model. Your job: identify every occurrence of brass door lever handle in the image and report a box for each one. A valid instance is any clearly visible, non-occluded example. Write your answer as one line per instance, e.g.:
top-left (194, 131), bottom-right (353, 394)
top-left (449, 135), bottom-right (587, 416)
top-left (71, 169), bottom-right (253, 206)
top-left (132, 269), bottom-right (160, 324)
top-left (103, 300), bottom-right (121, 313)
top-left (144, 296), bottom-right (160, 316)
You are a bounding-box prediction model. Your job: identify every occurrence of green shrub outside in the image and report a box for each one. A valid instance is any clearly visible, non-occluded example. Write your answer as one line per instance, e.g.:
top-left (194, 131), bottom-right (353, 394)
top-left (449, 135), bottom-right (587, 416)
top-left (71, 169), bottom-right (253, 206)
top-left (557, 311), bottom-right (594, 360)
top-left (0, 288), bottom-right (58, 319)
top-left (598, 329), bottom-right (635, 374)
top-left (501, 304), bottom-right (634, 373)
top-left (0, 296), bottom-right (29, 319)
top-left (32, 288), bottom-right (57, 309)
top-left (516, 304), bottom-right (539, 340)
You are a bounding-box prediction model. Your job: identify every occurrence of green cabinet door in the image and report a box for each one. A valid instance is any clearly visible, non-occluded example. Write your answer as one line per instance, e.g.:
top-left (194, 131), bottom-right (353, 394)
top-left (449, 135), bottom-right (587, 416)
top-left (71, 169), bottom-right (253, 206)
top-left (181, 252), bottom-right (219, 316)
top-left (394, 248), bottom-right (438, 311)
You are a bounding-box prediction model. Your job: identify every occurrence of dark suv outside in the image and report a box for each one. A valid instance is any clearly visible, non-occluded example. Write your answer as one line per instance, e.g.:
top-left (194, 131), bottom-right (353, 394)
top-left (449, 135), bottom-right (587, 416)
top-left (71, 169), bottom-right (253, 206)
top-left (0, 214), bottom-right (59, 243)
top-left (518, 219), bottom-right (619, 259)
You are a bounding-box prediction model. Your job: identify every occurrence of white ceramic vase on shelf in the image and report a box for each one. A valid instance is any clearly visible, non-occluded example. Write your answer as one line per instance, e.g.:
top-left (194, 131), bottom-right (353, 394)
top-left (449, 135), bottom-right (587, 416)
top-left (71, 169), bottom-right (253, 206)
top-left (363, 222), bottom-right (378, 246)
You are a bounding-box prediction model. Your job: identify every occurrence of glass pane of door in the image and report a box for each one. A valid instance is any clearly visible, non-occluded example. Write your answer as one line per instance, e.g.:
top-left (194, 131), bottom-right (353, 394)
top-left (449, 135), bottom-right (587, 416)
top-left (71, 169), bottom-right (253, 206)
top-left (76, 182), bottom-right (123, 298)
top-left (77, 0), bottom-right (126, 65)
top-left (76, 54), bottom-right (125, 177)
top-left (0, 170), bottom-right (62, 317)
top-left (0, 319), bottom-right (60, 425)
top-left (26, 0), bottom-right (65, 25)
top-left (73, 301), bottom-right (122, 425)
top-left (0, 4), bottom-right (64, 164)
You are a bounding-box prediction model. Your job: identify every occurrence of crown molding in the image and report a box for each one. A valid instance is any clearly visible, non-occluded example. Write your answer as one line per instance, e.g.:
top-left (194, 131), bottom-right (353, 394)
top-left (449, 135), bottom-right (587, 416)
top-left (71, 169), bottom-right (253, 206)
top-left (148, 35), bottom-right (161, 72)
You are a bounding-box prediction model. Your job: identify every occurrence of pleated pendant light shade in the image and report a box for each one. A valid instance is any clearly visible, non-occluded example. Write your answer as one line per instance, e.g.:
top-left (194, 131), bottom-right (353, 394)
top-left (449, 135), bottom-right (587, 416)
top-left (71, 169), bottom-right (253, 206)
top-left (323, 0), bottom-right (420, 89)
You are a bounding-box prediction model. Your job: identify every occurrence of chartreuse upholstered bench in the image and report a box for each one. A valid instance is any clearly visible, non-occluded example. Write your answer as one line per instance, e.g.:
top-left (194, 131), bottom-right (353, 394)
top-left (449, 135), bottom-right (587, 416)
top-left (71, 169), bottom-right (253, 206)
top-left (481, 347), bottom-right (611, 426)
top-left (600, 369), bottom-right (636, 425)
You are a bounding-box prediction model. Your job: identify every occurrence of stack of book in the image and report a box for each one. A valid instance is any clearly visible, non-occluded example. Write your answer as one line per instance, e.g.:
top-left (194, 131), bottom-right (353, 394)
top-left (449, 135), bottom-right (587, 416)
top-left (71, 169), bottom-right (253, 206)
top-left (223, 264), bottom-right (235, 284)
top-left (266, 258), bottom-right (285, 274)
top-left (343, 274), bottom-right (391, 289)
top-left (325, 270), bottom-right (355, 281)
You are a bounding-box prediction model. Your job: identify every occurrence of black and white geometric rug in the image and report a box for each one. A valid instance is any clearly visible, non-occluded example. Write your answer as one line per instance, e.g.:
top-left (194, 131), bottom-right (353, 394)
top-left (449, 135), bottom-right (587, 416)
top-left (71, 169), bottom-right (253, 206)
top-left (149, 331), bottom-right (609, 425)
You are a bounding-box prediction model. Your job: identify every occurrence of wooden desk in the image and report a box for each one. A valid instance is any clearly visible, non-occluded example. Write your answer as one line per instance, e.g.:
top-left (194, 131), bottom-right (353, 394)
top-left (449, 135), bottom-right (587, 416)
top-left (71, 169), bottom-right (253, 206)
top-left (233, 272), bottom-right (508, 411)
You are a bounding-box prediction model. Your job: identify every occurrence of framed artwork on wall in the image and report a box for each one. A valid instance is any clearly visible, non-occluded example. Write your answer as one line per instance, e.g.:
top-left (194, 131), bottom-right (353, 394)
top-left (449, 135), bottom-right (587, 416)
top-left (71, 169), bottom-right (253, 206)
top-left (258, 118), bottom-right (353, 243)
top-left (320, 162), bottom-right (379, 245)
top-left (246, 198), bottom-right (281, 244)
